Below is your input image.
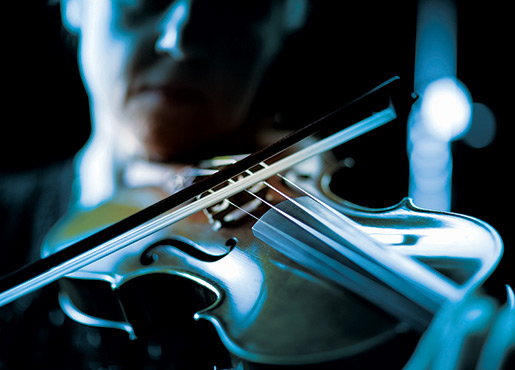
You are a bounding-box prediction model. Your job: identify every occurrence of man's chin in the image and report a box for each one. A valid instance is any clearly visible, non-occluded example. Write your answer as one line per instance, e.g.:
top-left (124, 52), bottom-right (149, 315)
top-left (123, 97), bottom-right (246, 162)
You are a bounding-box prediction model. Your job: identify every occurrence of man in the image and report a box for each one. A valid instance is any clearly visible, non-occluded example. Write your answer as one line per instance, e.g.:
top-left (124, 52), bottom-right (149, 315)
top-left (60, 0), bottom-right (309, 208)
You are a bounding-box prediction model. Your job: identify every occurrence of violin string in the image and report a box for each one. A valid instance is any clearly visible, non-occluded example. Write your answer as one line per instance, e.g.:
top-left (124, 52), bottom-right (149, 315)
top-left (227, 178), bottom-right (283, 220)
top-left (255, 161), bottom-right (342, 220)
top-left (239, 163), bottom-right (298, 211)
top-left (232, 163), bottom-right (350, 234)
top-left (223, 171), bottom-right (359, 260)
top-left (242, 164), bottom-right (345, 232)
top-left (229, 161), bottom-right (342, 225)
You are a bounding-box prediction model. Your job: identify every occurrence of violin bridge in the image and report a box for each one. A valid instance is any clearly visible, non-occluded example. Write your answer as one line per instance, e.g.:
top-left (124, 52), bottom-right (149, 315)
top-left (203, 180), bottom-right (271, 230)
top-left (195, 157), bottom-right (273, 230)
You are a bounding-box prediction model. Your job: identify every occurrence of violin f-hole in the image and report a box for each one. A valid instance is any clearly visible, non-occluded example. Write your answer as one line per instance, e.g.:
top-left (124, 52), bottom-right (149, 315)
top-left (140, 236), bottom-right (237, 265)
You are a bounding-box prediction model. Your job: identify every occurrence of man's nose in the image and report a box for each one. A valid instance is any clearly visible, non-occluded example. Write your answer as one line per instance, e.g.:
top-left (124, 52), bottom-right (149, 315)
top-left (155, 0), bottom-right (192, 60)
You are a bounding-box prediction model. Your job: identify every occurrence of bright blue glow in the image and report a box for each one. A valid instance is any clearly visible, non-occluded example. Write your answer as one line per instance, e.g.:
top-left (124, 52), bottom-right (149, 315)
top-left (420, 78), bottom-right (472, 141)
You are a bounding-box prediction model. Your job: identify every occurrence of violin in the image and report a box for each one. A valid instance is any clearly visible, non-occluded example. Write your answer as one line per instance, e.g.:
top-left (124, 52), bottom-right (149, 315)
top-left (0, 78), bottom-right (511, 369)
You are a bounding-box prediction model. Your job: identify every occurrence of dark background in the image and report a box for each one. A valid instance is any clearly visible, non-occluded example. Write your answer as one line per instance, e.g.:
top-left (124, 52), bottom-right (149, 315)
top-left (0, 1), bottom-right (511, 367)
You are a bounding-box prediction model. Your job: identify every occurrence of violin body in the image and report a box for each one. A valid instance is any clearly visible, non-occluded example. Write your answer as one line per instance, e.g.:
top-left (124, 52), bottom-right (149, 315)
top-left (41, 167), bottom-right (503, 366)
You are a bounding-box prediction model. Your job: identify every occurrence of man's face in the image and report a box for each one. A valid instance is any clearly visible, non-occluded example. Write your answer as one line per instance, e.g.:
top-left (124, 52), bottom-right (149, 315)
top-left (74, 0), bottom-right (303, 161)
